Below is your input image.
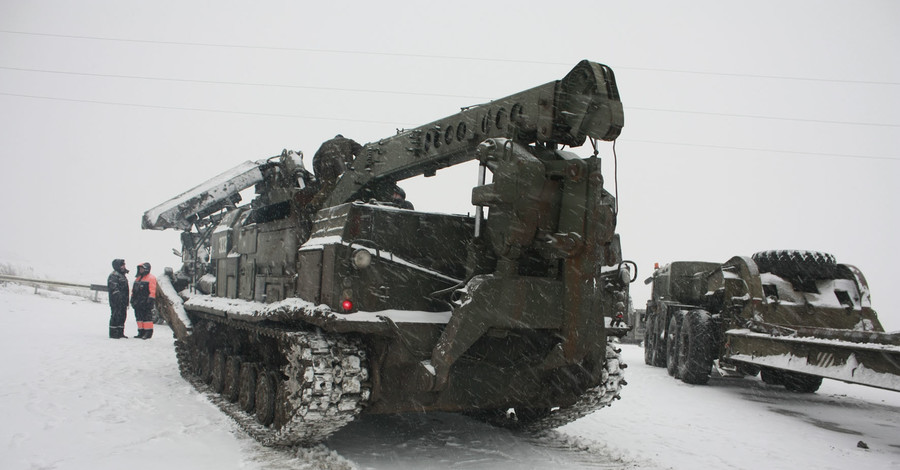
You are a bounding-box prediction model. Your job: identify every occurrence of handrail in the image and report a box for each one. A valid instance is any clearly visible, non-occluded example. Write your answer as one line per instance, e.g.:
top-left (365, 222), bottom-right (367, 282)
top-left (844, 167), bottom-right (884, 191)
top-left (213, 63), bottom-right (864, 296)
top-left (0, 274), bottom-right (107, 301)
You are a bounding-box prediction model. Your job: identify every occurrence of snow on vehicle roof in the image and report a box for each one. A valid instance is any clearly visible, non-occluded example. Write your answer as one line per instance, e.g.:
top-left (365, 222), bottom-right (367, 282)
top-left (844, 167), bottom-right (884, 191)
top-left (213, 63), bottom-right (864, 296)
top-left (184, 294), bottom-right (451, 325)
top-left (142, 160), bottom-right (264, 231)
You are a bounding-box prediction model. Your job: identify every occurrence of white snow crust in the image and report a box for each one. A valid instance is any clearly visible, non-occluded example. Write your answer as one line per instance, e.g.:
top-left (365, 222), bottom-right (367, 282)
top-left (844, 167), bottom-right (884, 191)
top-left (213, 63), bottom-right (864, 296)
top-left (143, 161), bottom-right (264, 230)
top-left (156, 274), bottom-right (192, 330)
top-left (184, 293), bottom-right (452, 325)
top-left (3, 283), bottom-right (899, 470)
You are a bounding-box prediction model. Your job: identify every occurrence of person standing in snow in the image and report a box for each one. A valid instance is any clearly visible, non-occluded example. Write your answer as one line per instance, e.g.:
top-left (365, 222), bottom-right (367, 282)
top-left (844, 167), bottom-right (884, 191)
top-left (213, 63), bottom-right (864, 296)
top-left (130, 262), bottom-right (157, 339)
top-left (107, 259), bottom-right (130, 339)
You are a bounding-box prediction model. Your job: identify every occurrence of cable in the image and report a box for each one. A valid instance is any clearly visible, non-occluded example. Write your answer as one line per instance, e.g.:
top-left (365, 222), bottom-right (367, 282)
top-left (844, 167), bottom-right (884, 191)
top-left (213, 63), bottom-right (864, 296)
top-left (591, 136), bottom-right (620, 215)
top-left (2, 66), bottom-right (898, 129)
top-left (0, 92), bottom-right (409, 126)
top-left (621, 138), bottom-right (900, 162)
top-left (628, 106), bottom-right (900, 129)
top-left (613, 139), bottom-right (619, 216)
top-left (0, 66), bottom-right (484, 100)
top-left (2, 29), bottom-right (898, 86)
top-left (2, 91), bottom-right (897, 163)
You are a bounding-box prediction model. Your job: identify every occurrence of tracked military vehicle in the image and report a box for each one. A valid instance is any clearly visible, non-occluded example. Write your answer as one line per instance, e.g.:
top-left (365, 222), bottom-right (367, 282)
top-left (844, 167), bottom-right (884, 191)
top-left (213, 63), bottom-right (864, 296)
top-left (643, 250), bottom-right (900, 392)
top-left (143, 60), bottom-right (634, 446)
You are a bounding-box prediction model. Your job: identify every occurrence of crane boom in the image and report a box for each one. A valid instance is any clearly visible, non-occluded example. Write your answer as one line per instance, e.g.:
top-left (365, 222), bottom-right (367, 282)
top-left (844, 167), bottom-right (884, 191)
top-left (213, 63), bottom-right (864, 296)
top-left (324, 60), bottom-right (623, 207)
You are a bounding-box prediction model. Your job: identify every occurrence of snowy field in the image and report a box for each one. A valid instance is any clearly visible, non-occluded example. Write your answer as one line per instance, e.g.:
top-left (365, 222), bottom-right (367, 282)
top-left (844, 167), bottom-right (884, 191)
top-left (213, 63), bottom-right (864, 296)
top-left (1, 283), bottom-right (898, 470)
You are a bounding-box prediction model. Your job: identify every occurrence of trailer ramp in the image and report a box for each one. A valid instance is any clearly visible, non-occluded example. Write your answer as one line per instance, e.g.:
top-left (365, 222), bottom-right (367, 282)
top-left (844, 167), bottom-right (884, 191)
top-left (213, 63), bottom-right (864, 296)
top-left (725, 323), bottom-right (900, 392)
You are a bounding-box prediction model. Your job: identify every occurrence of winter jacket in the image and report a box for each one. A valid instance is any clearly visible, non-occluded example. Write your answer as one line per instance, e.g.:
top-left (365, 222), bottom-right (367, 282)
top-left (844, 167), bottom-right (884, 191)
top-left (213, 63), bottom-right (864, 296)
top-left (107, 259), bottom-right (129, 309)
top-left (131, 272), bottom-right (158, 310)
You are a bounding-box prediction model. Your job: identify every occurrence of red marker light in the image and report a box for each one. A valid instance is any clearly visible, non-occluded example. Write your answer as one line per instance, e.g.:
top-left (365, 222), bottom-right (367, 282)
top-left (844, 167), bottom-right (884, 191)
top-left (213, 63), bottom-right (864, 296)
top-left (341, 299), bottom-right (353, 312)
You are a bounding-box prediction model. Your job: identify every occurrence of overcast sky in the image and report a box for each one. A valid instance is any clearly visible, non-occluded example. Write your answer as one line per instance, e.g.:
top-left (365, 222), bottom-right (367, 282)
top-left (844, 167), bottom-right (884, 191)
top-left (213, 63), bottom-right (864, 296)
top-left (1, 1), bottom-right (898, 328)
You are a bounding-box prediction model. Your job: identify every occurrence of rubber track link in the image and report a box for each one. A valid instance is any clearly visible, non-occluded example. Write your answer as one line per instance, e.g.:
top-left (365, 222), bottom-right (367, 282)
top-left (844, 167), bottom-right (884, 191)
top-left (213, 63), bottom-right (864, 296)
top-left (174, 311), bottom-right (371, 446)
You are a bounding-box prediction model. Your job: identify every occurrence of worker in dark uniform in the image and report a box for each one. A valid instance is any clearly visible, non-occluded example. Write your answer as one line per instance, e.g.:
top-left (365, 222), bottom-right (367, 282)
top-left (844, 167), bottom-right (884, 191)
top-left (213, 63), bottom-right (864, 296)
top-left (107, 259), bottom-right (129, 339)
top-left (392, 185), bottom-right (414, 210)
top-left (130, 262), bottom-right (158, 339)
top-left (310, 134), bottom-right (363, 207)
top-left (312, 134), bottom-right (363, 187)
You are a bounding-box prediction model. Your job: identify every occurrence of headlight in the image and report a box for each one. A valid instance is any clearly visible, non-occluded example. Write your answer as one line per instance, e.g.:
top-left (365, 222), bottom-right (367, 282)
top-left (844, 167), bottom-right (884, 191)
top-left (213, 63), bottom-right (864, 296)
top-left (351, 249), bottom-right (373, 269)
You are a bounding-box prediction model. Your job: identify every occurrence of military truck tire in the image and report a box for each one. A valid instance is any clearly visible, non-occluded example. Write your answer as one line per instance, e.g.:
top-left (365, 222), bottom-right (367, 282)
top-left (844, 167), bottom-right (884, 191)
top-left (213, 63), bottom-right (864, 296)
top-left (643, 325), bottom-right (654, 365)
top-left (760, 367), bottom-right (785, 386)
top-left (782, 372), bottom-right (822, 393)
top-left (644, 316), bottom-right (666, 368)
top-left (644, 321), bottom-right (657, 366)
top-left (751, 250), bottom-right (838, 290)
top-left (666, 313), bottom-right (684, 377)
top-left (676, 310), bottom-right (713, 385)
top-left (736, 364), bottom-right (760, 377)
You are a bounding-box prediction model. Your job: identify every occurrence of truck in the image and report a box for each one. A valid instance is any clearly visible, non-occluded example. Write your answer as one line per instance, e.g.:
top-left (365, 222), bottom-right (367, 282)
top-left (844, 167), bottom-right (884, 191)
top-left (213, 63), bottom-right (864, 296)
top-left (643, 250), bottom-right (900, 392)
top-left (143, 60), bottom-right (635, 446)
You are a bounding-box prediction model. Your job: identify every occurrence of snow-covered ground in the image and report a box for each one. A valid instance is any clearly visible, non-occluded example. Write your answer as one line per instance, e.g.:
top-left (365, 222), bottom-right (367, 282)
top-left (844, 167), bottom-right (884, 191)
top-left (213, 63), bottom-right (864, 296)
top-left (2, 283), bottom-right (898, 470)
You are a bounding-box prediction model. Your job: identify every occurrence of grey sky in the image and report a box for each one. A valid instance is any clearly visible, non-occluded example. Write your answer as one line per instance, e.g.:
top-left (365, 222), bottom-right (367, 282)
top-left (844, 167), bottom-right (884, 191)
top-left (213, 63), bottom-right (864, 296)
top-left (1, 1), bottom-right (898, 327)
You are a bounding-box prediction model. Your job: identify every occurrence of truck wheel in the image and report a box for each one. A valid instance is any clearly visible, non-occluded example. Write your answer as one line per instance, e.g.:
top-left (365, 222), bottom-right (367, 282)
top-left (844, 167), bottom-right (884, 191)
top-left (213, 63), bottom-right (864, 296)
top-left (751, 250), bottom-right (838, 291)
top-left (665, 313), bottom-right (684, 377)
top-left (782, 372), bottom-right (822, 393)
top-left (643, 324), bottom-right (655, 365)
top-left (676, 310), bottom-right (713, 385)
top-left (649, 315), bottom-right (667, 368)
top-left (644, 319), bottom-right (665, 367)
top-left (736, 364), bottom-right (760, 377)
top-left (760, 367), bottom-right (785, 386)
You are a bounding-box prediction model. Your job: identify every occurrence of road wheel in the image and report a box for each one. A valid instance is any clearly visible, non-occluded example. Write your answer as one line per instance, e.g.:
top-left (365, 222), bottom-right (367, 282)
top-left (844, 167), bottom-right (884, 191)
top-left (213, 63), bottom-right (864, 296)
top-left (666, 312), bottom-right (683, 377)
top-left (782, 372), bottom-right (822, 393)
top-left (198, 350), bottom-right (213, 384)
top-left (223, 356), bottom-right (242, 402)
top-left (255, 370), bottom-right (278, 426)
top-left (210, 350), bottom-right (227, 393)
top-left (676, 310), bottom-right (713, 385)
top-left (239, 362), bottom-right (259, 413)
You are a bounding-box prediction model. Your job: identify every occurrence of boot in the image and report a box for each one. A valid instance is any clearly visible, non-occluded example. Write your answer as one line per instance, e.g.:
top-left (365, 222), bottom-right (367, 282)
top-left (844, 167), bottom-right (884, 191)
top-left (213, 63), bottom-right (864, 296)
top-left (110, 327), bottom-right (127, 339)
top-left (141, 329), bottom-right (153, 340)
top-left (134, 329), bottom-right (145, 338)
